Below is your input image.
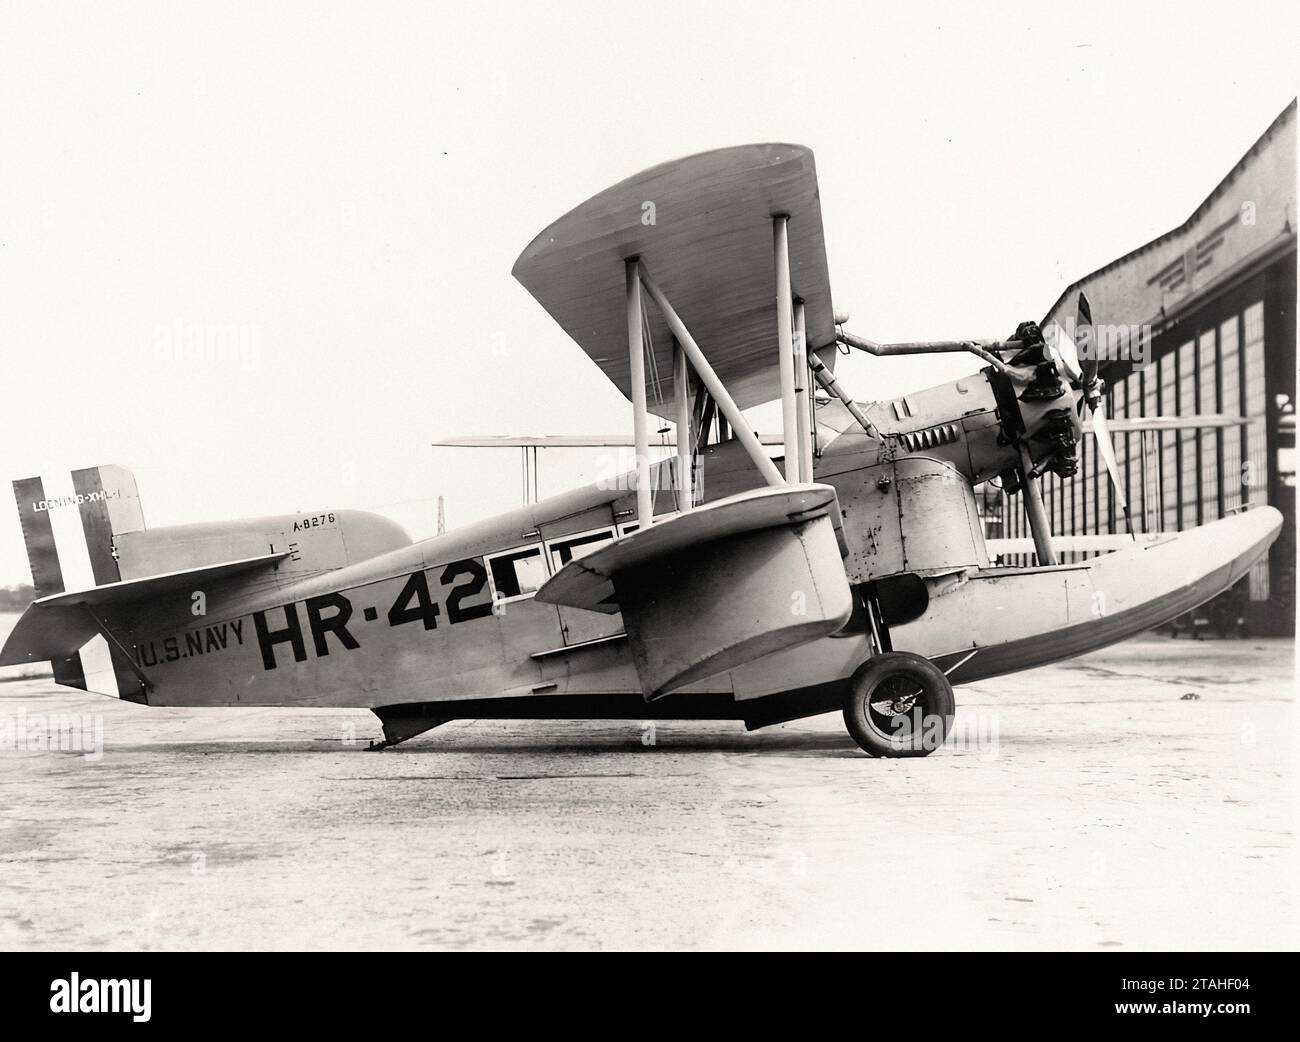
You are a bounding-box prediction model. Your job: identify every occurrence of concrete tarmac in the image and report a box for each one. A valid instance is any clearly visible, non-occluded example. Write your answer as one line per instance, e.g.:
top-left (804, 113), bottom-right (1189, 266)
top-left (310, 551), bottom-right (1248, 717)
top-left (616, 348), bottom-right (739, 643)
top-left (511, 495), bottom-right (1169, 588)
top-left (1, 636), bottom-right (1295, 950)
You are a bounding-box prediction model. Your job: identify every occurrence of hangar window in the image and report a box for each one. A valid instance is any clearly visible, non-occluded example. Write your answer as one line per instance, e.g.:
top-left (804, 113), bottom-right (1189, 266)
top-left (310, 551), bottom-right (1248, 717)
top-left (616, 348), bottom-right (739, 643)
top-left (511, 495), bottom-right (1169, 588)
top-left (1242, 302), bottom-right (1269, 601)
top-left (1131, 375), bottom-right (1146, 528)
top-left (1243, 302), bottom-right (1266, 418)
top-left (1070, 439), bottom-right (1082, 540)
top-left (1179, 340), bottom-right (1198, 529)
top-left (1160, 352), bottom-right (1180, 532)
top-left (486, 545), bottom-right (550, 601)
top-left (1127, 375), bottom-right (1142, 529)
top-left (1221, 316), bottom-right (1243, 514)
top-left (1073, 445), bottom-right (1085, 540)
top-left (1138, 369), bottom-right (1155, 532)
top-left (1198, 330), bottom-right (1219, 521)
top-left (1096, 437), bottom-right (1109, 535)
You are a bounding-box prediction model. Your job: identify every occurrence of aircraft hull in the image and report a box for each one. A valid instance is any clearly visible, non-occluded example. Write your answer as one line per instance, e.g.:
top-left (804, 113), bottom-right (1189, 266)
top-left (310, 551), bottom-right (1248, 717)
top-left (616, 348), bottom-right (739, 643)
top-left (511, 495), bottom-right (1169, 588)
top-left (8, 492), bottom-right (1280, 730)
top-left (900, 505), bottom-right (1282, 686)
top-left (370, 506), bottom-right (1283, 729)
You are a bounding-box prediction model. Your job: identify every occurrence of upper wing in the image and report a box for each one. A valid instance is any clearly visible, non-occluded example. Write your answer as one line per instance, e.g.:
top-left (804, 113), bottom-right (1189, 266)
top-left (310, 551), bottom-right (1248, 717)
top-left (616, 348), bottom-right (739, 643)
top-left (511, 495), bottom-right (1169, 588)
top-left (511, 144), bottom-right (836, 417)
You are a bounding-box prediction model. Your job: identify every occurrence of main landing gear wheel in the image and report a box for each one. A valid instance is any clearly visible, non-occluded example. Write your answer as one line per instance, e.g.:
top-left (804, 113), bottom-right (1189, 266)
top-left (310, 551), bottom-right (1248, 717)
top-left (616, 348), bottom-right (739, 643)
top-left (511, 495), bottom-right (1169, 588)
top-left (842, 652), bottom-right (955, 758)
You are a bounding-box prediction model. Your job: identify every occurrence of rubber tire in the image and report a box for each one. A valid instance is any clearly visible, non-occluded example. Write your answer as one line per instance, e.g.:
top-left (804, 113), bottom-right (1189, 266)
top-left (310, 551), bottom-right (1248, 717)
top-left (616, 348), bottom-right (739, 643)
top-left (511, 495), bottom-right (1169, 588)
top-left (842, 651), bottom-right (955, 758)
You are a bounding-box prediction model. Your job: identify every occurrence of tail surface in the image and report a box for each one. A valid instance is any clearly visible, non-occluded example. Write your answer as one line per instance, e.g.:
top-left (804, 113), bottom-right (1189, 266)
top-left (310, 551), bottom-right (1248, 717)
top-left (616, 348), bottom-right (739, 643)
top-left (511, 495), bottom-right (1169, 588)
top-left (11, 465), bottom-right (146, 695)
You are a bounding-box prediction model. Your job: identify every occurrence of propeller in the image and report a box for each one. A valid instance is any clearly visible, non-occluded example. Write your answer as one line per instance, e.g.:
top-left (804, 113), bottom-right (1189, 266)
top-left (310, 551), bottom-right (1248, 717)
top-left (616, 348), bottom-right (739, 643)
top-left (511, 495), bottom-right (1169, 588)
top-left (1074, 292), bottom-right (1134, 537)
top-left (1052, 313), bottom-right (1084, 384)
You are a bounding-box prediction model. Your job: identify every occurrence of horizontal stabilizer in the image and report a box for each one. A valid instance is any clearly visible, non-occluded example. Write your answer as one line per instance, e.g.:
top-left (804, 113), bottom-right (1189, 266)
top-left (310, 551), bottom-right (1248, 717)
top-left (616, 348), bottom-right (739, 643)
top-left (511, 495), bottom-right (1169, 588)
top-left (0, 552), bottom-right (288, 666)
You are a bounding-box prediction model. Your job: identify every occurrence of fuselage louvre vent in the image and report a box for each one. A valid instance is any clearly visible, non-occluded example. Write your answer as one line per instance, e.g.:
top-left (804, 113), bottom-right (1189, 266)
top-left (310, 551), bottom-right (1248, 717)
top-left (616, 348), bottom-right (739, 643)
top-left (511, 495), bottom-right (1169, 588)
top-left (899, 422), bottom-right (959, 453)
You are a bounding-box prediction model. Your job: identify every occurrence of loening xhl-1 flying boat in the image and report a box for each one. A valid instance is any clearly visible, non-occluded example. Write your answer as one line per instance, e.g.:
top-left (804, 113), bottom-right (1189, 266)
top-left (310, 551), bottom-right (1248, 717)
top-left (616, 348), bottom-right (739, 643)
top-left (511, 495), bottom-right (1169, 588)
top-left (3, 144), bottom-right (1281, 755)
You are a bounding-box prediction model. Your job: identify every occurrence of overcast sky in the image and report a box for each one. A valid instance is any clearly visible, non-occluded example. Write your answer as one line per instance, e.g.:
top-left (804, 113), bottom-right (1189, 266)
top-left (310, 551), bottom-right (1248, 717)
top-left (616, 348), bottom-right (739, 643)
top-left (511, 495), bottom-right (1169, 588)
top-left (0, 1), bottom-right (1295, 587)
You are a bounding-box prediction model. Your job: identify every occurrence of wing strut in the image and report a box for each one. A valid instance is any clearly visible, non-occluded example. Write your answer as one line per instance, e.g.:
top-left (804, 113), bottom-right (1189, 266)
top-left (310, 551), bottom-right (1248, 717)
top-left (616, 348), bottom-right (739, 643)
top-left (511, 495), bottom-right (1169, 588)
top-left (625, 260), bottom-right (654, 528)
top-left (773, 215), bottom-right (800, 479)
top-left (672, 339), bottom-right (694, 510)
top-left (1018, 447), bottom-right (1058, 566)
top-left (622, 213), bottom-right (810, 504)
top-left (807, 349), bottom-right (878, 438)
top-left (793, 300), bottom-right (814, 480)
top-left (635, 261), bottom-right (785, 489)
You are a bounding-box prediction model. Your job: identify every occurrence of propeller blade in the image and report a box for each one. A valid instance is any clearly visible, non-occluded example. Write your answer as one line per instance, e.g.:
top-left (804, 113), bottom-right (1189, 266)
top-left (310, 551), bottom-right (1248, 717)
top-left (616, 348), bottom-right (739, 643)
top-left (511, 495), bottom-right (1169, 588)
top-left (1077, 291), bottom-right (1098, 388)
top-left (1053, 323), bottom-right (1084, 383)
top-left (1091, 399), bottom-right (1134, 537)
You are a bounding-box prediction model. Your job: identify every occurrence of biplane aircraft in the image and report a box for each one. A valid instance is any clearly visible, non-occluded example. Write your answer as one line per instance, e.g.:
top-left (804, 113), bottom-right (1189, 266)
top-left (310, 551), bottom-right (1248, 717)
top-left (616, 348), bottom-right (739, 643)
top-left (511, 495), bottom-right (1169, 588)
top-left (3, 144), bottom-right (1282, 756)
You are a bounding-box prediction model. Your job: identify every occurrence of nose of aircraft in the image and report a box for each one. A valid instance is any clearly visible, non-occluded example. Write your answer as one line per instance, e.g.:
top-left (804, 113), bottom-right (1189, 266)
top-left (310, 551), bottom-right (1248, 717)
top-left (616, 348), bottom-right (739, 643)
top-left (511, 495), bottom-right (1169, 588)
top-left (1087, 503), bottom-right (1283, 624)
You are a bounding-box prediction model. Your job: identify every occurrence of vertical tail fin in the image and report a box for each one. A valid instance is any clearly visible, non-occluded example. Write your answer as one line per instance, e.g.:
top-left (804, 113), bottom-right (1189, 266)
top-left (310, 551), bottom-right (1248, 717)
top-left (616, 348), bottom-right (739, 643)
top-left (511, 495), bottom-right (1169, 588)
top-left (11, 465), bottom-right (146, 696)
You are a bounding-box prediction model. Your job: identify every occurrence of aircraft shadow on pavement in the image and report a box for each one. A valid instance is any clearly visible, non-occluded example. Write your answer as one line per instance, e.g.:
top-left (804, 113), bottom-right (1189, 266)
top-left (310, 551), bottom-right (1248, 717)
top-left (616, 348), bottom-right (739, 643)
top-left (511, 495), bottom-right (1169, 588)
top-left (108, 727), bottom-right (868, 758)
